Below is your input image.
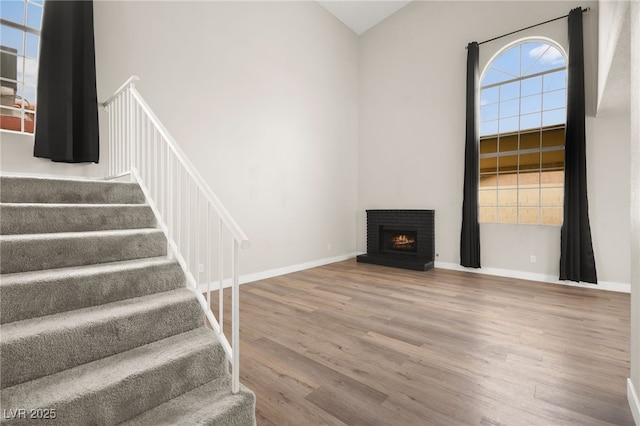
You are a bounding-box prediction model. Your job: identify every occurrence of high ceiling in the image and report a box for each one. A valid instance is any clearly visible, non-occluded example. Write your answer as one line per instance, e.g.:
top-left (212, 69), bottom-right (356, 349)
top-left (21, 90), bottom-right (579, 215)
top-left (317, 1), bottom-right (412, 35)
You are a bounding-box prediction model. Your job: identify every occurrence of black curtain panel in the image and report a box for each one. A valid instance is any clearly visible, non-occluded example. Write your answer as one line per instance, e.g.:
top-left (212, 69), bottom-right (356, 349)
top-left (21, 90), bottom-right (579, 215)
top-left (559, 7), bottom-right (597, 283)
top-left (460, 41), bottom-right (481, 268)
top-left (34, 0), bottom-right (99, 163)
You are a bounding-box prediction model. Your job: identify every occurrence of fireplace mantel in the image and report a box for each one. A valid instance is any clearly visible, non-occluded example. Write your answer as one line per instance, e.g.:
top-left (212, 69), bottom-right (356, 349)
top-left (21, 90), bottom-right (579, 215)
top-left (357, 209), bottom-right (434, 271)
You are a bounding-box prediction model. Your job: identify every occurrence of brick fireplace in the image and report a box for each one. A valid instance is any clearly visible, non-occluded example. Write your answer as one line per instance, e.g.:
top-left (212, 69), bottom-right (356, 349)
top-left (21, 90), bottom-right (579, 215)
top-left (357, 210), bottom-right (435, 271)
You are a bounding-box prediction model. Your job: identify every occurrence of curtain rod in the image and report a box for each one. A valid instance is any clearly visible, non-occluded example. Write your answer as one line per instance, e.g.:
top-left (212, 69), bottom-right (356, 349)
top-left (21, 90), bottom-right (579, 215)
top-left (466, 6), bottom-right (590, 49)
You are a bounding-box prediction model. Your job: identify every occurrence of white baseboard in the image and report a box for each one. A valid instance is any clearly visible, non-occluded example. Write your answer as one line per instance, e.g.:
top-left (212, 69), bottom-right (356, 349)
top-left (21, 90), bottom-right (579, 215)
top-left (197, 252), bottom-right (360, 293)
top-left (195, 254), bottom-right (630, 294)
top-left (0, 171), bottom-right (102, 180)
top-left (434, 261), bottom-right (631, 293)
top-left (628, 378), bottom-right (640, 425)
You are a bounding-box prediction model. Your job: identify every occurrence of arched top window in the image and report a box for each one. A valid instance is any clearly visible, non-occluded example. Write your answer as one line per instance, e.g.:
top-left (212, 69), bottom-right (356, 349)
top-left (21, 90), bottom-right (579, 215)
top-left (478, 39), bottom-right (567, 225)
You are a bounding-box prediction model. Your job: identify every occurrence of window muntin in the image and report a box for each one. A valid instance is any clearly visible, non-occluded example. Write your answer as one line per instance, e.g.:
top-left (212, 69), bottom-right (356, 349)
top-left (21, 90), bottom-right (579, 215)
top-left (1, 0), bottom-right (43, 134)
top-left (479, 40), bottom-right (567, 225)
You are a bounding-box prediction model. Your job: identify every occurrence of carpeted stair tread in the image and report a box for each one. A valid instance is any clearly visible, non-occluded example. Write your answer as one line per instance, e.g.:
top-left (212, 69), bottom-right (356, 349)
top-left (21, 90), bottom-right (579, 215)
top-left (0, 175), bottom-right (256, 424)
top-left (0, 228), bottom-right (167, 274)
top-left (0, 258), bottom-right (185, 324)
top-left (0, 203), bottom-right (156, 235)
top-left (122, 376), bottom-right (257, 426)
top-left (0, 176), bottom-right (145, 204)
top-left (0, 328), bottom-right (227, 425)
top-left (1, 288), bottom-right (204, 389)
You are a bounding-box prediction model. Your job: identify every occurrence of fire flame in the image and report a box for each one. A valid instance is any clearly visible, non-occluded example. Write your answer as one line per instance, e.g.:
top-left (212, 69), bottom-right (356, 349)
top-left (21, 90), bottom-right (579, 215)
top-left (392, 234), bottom-right (415, 248)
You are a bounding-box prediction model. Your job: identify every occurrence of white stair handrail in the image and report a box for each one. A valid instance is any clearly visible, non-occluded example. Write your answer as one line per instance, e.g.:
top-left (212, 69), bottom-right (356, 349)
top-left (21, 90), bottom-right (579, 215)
top-left (102, 76), bottom-right (250, 393)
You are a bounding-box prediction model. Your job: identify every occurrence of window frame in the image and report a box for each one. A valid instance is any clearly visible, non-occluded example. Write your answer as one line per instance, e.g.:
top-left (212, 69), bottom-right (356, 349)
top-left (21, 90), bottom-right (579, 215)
top-left (478, 37), bottom-right (568, 226)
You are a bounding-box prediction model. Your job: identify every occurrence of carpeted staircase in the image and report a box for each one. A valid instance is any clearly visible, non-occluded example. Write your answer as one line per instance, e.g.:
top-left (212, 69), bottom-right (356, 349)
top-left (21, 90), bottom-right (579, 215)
top-left (0, 176), bottom-right (256, 425)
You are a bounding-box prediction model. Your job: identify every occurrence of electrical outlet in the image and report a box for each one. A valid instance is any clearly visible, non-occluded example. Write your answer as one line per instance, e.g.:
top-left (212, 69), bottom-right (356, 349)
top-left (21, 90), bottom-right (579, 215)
top-left (198, 264), bottom-right (205, 273)
top-left (327, 243), bottom-right (332, 251)
top-left (529, 255), bottom-right (536, 264)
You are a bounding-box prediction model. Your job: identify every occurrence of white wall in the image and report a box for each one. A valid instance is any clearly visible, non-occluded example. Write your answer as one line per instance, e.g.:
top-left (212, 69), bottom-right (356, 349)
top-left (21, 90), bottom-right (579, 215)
top-left (358, 1), bottom-right (631, 287)
top-left (93, 1), bottom-right (359, 276)
top-left (1, 126), bottom-right (104, 178)
top-left (597, 0), bottom-right (628, 111)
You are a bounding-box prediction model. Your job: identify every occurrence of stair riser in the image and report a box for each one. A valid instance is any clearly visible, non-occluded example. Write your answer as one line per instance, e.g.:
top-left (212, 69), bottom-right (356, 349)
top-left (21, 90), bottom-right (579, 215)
top-left (122, 377), bottom-right (257, 426)
top-left (0, 342), bottom-right (226, 426)
top-left (1, 261), bottom-right (185, 324)
top-left (1, 294), bottom-right (204, 388)
top-left (0, 177), bottom-right (145, 204)
top-left (0, 231), bottom-right (166, 274)
top-left (0, 205), bottom-right (156, 235)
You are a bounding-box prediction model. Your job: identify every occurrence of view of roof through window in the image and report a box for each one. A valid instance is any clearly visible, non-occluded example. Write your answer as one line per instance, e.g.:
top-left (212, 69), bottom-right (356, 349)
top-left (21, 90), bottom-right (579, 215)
top-left (1, 0), bottom-right (44, 134)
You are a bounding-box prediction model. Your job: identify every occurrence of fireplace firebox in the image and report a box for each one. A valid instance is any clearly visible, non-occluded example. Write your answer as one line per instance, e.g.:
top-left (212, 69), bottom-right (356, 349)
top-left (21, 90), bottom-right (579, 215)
top-left (357, 210), bottom-right (434, 271)
top-left (381, 229), bottom-right (418, 253)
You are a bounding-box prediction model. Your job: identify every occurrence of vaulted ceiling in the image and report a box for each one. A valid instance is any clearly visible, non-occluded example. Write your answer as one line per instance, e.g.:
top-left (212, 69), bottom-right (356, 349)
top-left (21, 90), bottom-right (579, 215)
top-left (316, 0), bottom-right (412, 35)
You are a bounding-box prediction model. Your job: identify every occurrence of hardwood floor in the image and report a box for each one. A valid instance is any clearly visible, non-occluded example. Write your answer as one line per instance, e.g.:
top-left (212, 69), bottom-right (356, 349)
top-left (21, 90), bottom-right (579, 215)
top-left (217, 260), bottom-right (633, 425)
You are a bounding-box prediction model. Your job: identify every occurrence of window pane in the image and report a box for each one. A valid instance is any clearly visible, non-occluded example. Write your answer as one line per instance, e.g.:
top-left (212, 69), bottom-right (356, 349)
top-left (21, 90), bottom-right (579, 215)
top-left (498, 134), bottom-right (518, 152)
top-left (491, 47), bottom-right (520, 78)
top-left (520, 152), bottom-right (540, 171)
top-left (480, 138), bottom-right (497, 154)
top-left (520, 131), bottom-right (540, 150)
top-left (479, 174), bottom-right (497, 188)
top-left (519, 188), bottom-right (539, 206)
top-left (481, 87), bottom-right (499, 104)
top-left (542, 127), bottom-right (564, 147)
top-left (541, 187), bottom-right (563, 206)
top-left (543, 89), bottom-right (566, 111)
top-left (1, 25), bottom-right (25, 55)
top-left (20, 57), bottom-right (37, 86)
top-left (479, 207), bottom-right (497, 223)
top-left (500, 81), bottom-right (520, 101)
top-left (541, 170), bottom-right (563, 185)
top-left (1, 1), bottom-right (25, 24)
top-left (541, 207), bottom-right (563, 225)
top-left (498, 189), bottom-right (517, 206)
top-left (480, 120), bottom-right (498, 136)
top-left (519, 207), bottom-right (539, 224)
top-left (22, 84), bottom-right (36, 105)
top-left (26, 3), bottom-right (42, 29)
top-left (479, 189), bottom-right (497, 207)
top-left (519, 171), bottom-right (540, 187)
top-left (480, 157), bottom-right (497, 174)
top-left (497, 173), bottom-right (517, 187)
top-left (498, 155), bottom-right (518, 173)
top-left (498, 207), bottom-right (517, 223)
top-left (521, 76), bottom-right (542, 96)
top-left (499, 116), bottom-right (518, 133)
top-left (543, 70), bottom-right (567, 91)
top-left (481, 103), bottom-right (499, 122)
top-left (542, 150), bottom-right (564, 170)
top-left (520, 112), bottom-right (541, 131)
top-left (542, 109), bottom-right (565, 127)
top-left (25, 33), bottom-right (38, 58)
top-left (1, 105), bottom-right (17, 117)
top-left (527, 46), bottom-right (565, 75)
top-left (483, 68), bottom-right (513, 86)
top-left (520, 42), bottom-right (545, 74)
top-left (499, 99), bottom-right (519, 119)
top-left (521, 94), bottom-right (541, 115)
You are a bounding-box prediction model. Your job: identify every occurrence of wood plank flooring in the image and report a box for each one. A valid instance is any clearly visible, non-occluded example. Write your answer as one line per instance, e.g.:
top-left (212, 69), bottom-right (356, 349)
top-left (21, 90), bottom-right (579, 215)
top-left (215, 260), bottom-right (633, 425)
